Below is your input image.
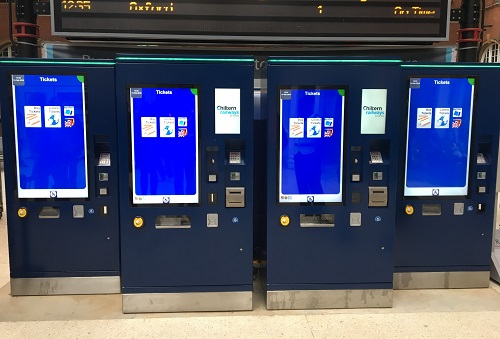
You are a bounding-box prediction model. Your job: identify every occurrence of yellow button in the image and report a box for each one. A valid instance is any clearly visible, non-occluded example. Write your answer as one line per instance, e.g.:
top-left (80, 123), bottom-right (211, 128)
top-left (133, 216), bottom-right (144, 228)
top-left (405, 205), bottom-right (414, 215)
top-left (18, 207), bottom-right (27, 218)
top-left (280, 215), bottom-right (290, 227)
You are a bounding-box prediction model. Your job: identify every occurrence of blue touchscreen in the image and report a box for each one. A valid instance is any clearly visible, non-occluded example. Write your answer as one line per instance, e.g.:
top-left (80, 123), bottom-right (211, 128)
top-left (279, 88), bottom-right (345, 203)
top-left (12, 74), bottom-right (88, 199)
top-left (405, 77), bottom-right (475, 197)
top-left (130, 87), bottom-right (198, 204)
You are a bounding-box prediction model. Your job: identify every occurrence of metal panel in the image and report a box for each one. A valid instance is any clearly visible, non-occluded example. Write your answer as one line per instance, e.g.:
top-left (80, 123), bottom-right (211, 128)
top-left (122, 291), bottom-right (252, 313)
top-left (10, 276), bottom-right (121, 296)
top-left (267, 289), bottom-right (392, 310)
top-left (393, 271), bottom-right (490, 289)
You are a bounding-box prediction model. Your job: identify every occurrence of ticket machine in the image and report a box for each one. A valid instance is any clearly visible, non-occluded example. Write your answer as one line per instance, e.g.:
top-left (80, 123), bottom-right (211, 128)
top-left (394, 64), bottom-right (500, 289)
top-left (0, 59), bottom-right (120, 295)
top-left (266, 58), bottom-right (401, 309)
top-left (115, 56), bottom-right (254, 313)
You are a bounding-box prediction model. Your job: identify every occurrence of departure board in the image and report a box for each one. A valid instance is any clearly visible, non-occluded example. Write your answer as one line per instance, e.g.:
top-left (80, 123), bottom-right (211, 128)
top-left (50, 0), bottom-right (450, 42)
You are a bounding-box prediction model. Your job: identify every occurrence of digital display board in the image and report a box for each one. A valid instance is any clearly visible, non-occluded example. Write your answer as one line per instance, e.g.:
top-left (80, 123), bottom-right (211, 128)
top-left (51, 0), bottom-right (449, 42)
top-left (404, 77), bottom-right (475, 197)
top-left (130, 86), bottom-right (199, 204)
top-left (279, 87), bottom-right (345, 203)
top-left (11, 74), bottom-right (88, 199)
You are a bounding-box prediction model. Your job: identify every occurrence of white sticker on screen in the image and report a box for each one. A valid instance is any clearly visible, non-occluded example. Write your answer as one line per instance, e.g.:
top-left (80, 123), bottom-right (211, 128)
top-left (215, 88), bottom-right (240, 134)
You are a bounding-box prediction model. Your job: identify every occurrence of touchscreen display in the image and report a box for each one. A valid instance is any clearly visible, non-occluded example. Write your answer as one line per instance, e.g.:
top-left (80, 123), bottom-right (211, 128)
top-left (405, 77), bottom-right (475, 197)
top-left (12, 74), bottom-right (88, 199)
top-left (130, 86), bottom-right (199, 204)
top-left (279, 87), bottom-right (345, 203)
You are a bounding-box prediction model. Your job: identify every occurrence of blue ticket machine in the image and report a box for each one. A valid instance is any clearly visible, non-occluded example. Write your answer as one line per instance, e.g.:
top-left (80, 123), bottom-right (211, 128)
top-left (0, 59), bottom-right (120, 295)
top-left (115, 56), bottom-right (254, 313)
top-left (266, 58), bottom-right (401, 309)
top-left (394, 64), bottom-right (500, 289)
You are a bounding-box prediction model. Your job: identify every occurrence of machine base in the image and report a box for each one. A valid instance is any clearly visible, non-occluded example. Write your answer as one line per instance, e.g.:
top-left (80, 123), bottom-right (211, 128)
top-left (122, 291), bottom-right (253, 313)
top-left (266, 289), bottom-right (392, 310)
top-left (10, 276), bottom-right (121, 296)
top-left (394, 271), bottom-right (490, 289)
top-left (491, 250), bottom-right (500, 284)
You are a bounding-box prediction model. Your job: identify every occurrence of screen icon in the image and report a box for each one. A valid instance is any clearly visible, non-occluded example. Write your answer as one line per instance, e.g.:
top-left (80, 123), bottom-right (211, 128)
top-left (44, 106), bottom-right (61, 128)
top-left (141, 117), bottom-right (157, 137)
top-left (452, 108), bottom-right (462, 117)
top-left (178, 117), bottom-right (187, 126)
top-left (64, 118), bottom-right (75, 128)
top-left (289, 118), bottom-right (304, 138)
top-left (160, 117), bottom-right (175, 137)
top-left (452, 119), bottom-right (462, 128)
top-left (324, 118), bottom-right (334, 127)
top-left (307, 118), bottom-right (322, 138)
top-left (434, 108), bottom-right (450, 128)
top-left (416, 108), bottom-right (432, 128)
top-left (24, 106), bottom-right (42, 127)
top-left (324, 128), bottom-right (334, 137)
top-left (178, 128), bottom-right (188, 137)
top-left (64, 106), bottom-right (74, 116)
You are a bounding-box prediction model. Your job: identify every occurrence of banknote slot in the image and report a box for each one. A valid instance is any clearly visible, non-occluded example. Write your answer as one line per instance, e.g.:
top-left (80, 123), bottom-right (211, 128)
top-left (155, 215), bottom-right (192, 229)
top-left (39, 206), bottom-right (60, 219)
top-left (300, 214), bottom-right (335, 227)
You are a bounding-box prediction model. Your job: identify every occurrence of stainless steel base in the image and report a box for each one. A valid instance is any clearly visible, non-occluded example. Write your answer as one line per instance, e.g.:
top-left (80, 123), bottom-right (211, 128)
top-left (493, 250), bottom-right (500, 284)
top-left (122, 291), bottom-right (252, 313)
top-left (266, 289), bottom-right (392, 310)
top-left (10, 276), bottom-right (121, 296)
top-left (394, 271), bottom-right (490, 289)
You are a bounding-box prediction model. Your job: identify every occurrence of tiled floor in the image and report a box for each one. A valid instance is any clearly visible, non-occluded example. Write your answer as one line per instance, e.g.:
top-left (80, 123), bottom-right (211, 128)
top-left (1, 181), bottom-right (500, 337)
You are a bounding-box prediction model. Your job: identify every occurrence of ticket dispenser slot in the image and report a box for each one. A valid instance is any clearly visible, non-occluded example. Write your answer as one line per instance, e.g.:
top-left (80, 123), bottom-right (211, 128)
top-left (369, 139), bottom-right (390, 165)
top-left (226, 187), bottom-right (245, 207)
top-left (95, 136), bottom-right (111, 166)
top-left (95, 137), bottom-right (111, 198)
top-left (368, 187), bottom-right (388, 207)
top-left (225, 139), bottom-right (245, 165)
top-left (370, 151), bottom-right (383, 164)
top-left (155, 215), bottom-right (192, 229)
top-left (300, 214), bottom-right (335, 227)
top-left (38, 207), bottom-right (60, 219)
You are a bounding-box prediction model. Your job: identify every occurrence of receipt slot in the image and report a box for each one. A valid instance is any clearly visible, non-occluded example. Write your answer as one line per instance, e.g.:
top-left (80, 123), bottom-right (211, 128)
top-left (0, 59), bottom-right (120, 295)
top-left (116, 56), bottom-right (253, 313)
top-left (266, 58), bottom-right (400, 309)
top-left (394, 64), bottom-right (500, 289)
